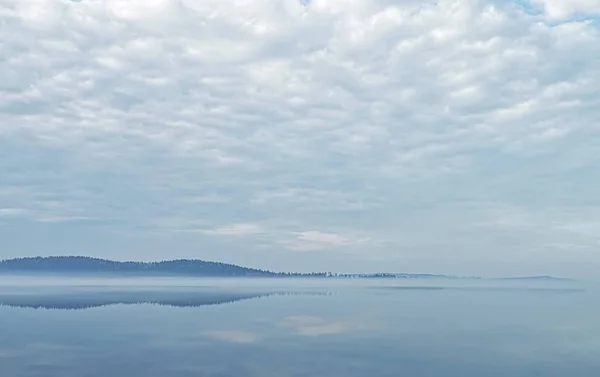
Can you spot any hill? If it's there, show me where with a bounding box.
[0,256,572,281]
[493,275,575,282]
[0,256,278,277]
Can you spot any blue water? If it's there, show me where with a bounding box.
[0,278,598,376]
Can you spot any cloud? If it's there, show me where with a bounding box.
[35,216,96,224]
[201,223,264,236]
[532,0,600,19]
[0,208,29,218]
[282,231,370,251]
[0,0,599,276]
[295,231,349,246]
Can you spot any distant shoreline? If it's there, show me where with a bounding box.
[0,256,574,282]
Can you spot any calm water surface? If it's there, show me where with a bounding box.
[0,278,598,377]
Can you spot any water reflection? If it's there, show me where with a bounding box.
[0,290,329,310]
[0,282,599,377]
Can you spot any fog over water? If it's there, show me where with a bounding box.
[0,274,591,289]
[1,277,598,376]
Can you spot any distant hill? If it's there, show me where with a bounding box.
[0,256,279,277]
[0,256,572,281]
[493,276,575,282]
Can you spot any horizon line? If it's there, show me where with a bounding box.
[0,255,575,281]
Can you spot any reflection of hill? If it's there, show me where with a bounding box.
[0,291,328,311]
[0,291,330,310]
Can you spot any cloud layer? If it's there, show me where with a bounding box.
[1,0,599,277]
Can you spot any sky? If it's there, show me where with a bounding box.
[1,0,599,278]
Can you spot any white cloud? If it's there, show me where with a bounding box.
[295,231,349,246]
[1,0,599,276]
[0,208,29,217]
[35,216,95,223]
[202,223,264,236]
[533,0,600,19]
[283,231,370,251]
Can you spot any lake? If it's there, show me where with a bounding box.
[0,277,598,376]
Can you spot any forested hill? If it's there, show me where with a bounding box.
[0,256,572,281]
[0,256,280,277]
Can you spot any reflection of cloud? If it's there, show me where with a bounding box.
[26,342,76,352]
[297,323,349,337]
[0,343,77,360]
[204,330,260,344]
[0,348,16,358]
[278,315,368,337]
